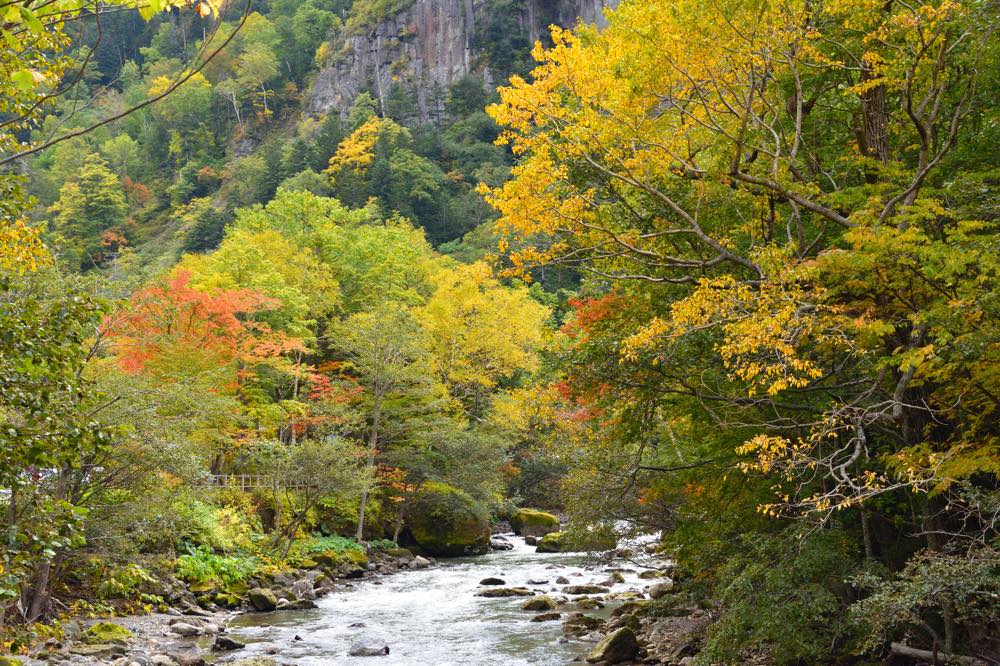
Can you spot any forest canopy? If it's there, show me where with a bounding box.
[1,0,999,663]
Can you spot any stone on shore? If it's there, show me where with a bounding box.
[248,587,278,611]
[648,580,675,598]
[585,627,640,664]
[81,622,133,645]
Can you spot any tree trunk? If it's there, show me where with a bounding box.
[355,401,381,541]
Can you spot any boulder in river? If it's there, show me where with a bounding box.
[490,538,514,551]
[348,638,390,656]
[562,613,604,636]
[535,532,566,553]
[564,584,611,595]
[479,577,506,586]
[407,482,490,557]
[524,536,538,546]
[475,587,534,597]
[530,612,562,622]
[585,627,640,664]
[638,569,667,579]
[520,595,558,611]
[509,508,560,537]
[213,635,246,651]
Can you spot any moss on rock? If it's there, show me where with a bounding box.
[510,508,560,537]
[81,622,133,645]
[407,482,490,557]
[535,531,567,552]
[0,657,24,666]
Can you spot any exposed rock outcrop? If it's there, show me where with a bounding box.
[308,0,619,121]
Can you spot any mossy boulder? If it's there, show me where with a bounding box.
[407,482,489,557]
[0,657,24,665]
[536,531,568,553]
[536,528,617,553]
[81,622,133,645]
[585,627,639,664]
[248,587,278,611]
[520,595,558,611]
[509,508,560,537]
[343,548,369,568]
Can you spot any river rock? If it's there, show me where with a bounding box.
[479,577,505,586]
[410,556,431,569]
[601,571,626,585]
[564,585,610,595]
[406,482,490,557]
[608,591,645,601]
[585,627,639,664]
[70,643,127,658]
[490,538,514,551]
[509,508,561,537]
[530,612,562,622]
[213,635,246,651]
[348,638,390,656]
[150,656,177,666]
[555,576,570,584]
[524,536,538,546]
[81,622,133,645]
[169,622,201,637]
[291,579,317,600]
[562,613,604,636]
[248,587,278,611]
[648,580,674,599]
[475,587,534,597]
[527,578,549,585]
[638,569,666,579]
[576,597,604,610]
[520,595,557,611]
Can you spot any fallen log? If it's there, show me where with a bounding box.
[890,641,990,666]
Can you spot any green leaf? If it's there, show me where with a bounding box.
[11,69,34,92]
[18,6,43,34]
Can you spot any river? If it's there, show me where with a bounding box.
[226,534,651,665]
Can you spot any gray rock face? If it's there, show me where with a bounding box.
[307,0,620,121]
[348,638,390,656]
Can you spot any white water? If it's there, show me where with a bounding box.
[226,534,655,665]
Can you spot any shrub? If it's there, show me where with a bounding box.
[174,546,259,586]
[697,530,861,665]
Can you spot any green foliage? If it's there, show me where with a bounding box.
[346,0,415,34]
[698,531,861,665]
[851,543,1000,653]
[174,546,259,586]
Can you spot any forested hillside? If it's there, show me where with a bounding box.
[2,0,999,665]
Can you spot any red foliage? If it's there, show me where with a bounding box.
[105,270,280,375]
[122,176,152,206]
[561,292,622,339]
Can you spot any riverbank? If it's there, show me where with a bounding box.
[11,546,435,666]
[9,534,704,666]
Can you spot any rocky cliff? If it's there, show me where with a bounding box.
[308,0,619,122]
